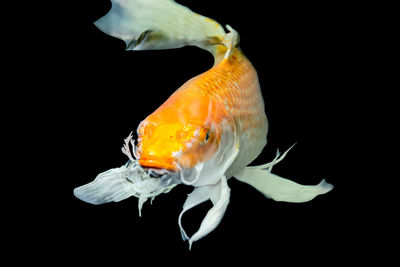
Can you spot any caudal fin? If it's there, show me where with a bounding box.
[95,0,226,51]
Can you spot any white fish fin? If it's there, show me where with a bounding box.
[247,143,297,171]
[73,166,135,205]
[234,168,333,203]
[178,186,210,241]
[222,25,240,59]
[95,0,226,52]
[188,176,230,250]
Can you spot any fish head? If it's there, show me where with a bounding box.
[120,116,223,215]
[135,93,238,186]
[137,121,220,172]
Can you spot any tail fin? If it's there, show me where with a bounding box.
[95,0,226,52]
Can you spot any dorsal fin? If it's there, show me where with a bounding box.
[222,25,240,59]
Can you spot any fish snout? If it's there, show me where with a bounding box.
[139,158,178,172]
[137,133,183,172]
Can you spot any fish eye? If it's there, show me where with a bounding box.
[204,129,211,142]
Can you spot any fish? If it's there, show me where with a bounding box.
[73,0,334,249]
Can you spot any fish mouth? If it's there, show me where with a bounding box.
[124,160,181,195]
[139,159,178,172]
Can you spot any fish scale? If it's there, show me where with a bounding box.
[185,47,268,176]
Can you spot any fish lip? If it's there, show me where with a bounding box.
[139,159,178,172]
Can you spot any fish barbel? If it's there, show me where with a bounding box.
[74,0,333,249]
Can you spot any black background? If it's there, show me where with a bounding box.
[31,0,363,264]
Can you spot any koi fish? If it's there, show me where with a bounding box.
[74,0,333,249]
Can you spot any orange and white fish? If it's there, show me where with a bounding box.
[74,0,333,249]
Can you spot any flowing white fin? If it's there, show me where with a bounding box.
[95,0,226,51]
[73,166,135,205]
[222,25,239,59]
[188,176,230,250]
[234,146,333,203]
[178,186,210,241]
[74,160,180,212]
[178,176,230,250]
[247,143,297,171]
[235,169,333,203]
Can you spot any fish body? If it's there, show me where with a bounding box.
[138,47,267,180]
[74,0,333,249]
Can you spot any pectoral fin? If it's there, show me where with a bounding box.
[73,166,135,205]
[234,167,333,203]
[188,176,230,249]
[178,186,210,241]
[178,176,230,249]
